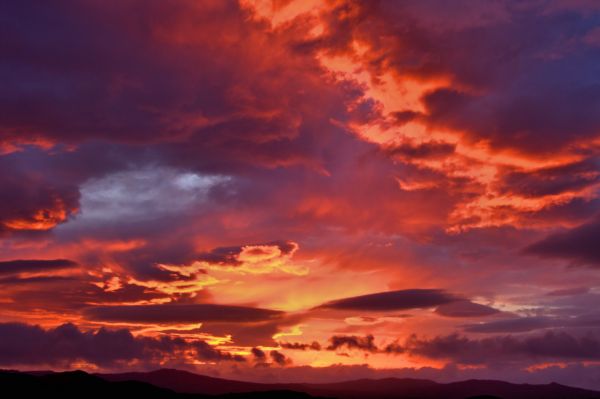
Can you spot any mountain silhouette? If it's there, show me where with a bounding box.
[0,370,324,399]
[3,368,600,399]
[100,368,600,399]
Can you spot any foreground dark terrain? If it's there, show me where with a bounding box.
[0,370,319,399]
[2,369,599,399]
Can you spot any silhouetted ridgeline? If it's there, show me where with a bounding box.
[99,368,600,399]
[0,370,323,399]
[1,369,600,399]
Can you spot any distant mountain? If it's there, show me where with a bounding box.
[4,369,599,399]
[100,368,269,395]
[99,368,600,399]
[0,370,324,399]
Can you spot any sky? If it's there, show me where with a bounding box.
[1,0,600,390]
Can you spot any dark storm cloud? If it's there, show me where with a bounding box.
[317,289,458,311]
[84,304,284,324]
[0,322,243,367]
[0,259,78,275]
[525,217,600,266]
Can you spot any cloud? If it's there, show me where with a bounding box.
[327,334,378,353]
[525,217,600,266]
[83,304,284,324]
[382,141,456,161]
[405,331,600,364]
[546,287,590,297]
[0,322,243,368]
[322,328,600,362]
[148,240,307,283]
[356,2,600,155]
[381,341,405,354]
[498,160,600,198]
[5,278,171,314]
[323,335,405,355]
[463,317,553,333]
[463,313,600,333]
[197,241,298,267]
[0,259,78,275]
[0,158,80,234]
[279,341,322,351]
[74,167,229,222]
[0,275,76,286]
[199,313,307,347]
[0,0,356,171]
[434,300,500,318]
[270,350,291,366]
[317,289,458,311]
[251,347,266,361]
[193,340,244,362]
[313,0,600,231]
[0,0,600,383]
[251,347,291,367]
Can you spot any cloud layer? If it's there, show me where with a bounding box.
[0,0,599,390]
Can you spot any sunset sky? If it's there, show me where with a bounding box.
[1,0,600,390]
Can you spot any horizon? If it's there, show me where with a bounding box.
[5,368,600,399]
[1,0,600,393]
[1,367,595,388]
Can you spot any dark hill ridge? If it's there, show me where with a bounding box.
[99,368,600,399]
[0,370,325,399]
[3,368,599,399]
[100,368,268,395]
